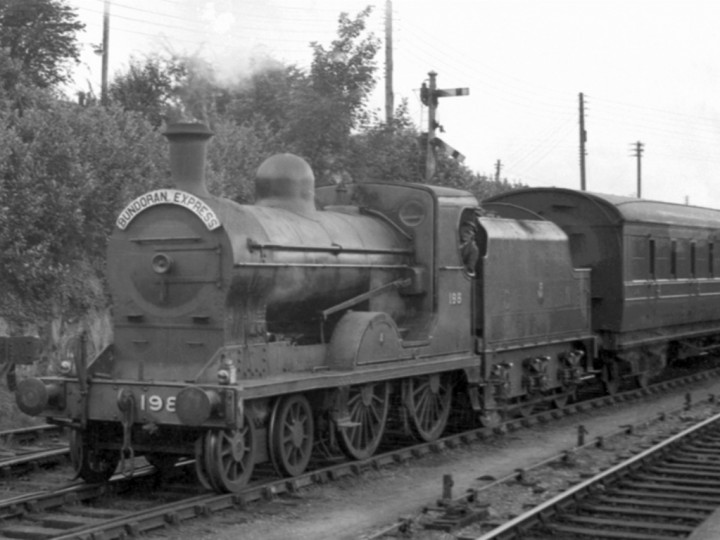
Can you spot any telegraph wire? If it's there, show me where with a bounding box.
[69,1,720,183]
[591,114,720,148]
[76,4,350,36]
[593,95,719,127]
[395,17,720,148]
[398,25,574,114]
[80,0,385,33]
[505,117,576,175]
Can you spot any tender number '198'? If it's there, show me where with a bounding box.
[140,394,176,413]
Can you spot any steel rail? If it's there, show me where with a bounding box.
[471,411,720,540]
[2,368,720,540]
[0,447,68,468]
[0,423,60,442]
[363,368,720,540]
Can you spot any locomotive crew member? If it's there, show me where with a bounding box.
[459,211,482,277]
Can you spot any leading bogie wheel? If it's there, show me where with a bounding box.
[194,437,214,491]
[269,394,314,477]
[69,429,120,483]
[406,373,453,442]
[204,414,257,493]
[337,382,390,460]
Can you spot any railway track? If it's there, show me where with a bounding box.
[472,410,720,540]
[1,368,719,540]
[0,424,68,476]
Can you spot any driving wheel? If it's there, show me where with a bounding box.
[405,373,453,442]
[337,382,390,460]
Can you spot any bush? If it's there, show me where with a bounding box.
[0,102,164,325]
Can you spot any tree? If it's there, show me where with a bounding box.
[308,7,379,125]
[219,58,302,132]
[0,102,165,323]
[345,101,425,183]
[286,7,380,178]
[0,0,84,89]
[109,55,186,127]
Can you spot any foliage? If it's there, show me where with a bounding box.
[343,101,524,199]
[344,100,424,184]
[102,7,383,199]
[108,55,187,127]
[0,46,56,113]
[205,115,284,204]
[218,58,302,133]
[287,7,380,176]
[0,102,164,323]
[0,0,84,89]
[432,152,524,202]
[0,2,524,331]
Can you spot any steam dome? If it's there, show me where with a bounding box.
[255,154,316,215]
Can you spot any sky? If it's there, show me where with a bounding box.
[66,0,720,207]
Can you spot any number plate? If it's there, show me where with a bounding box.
[139,393,176,413]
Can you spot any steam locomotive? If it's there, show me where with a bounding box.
[14,123,720,493]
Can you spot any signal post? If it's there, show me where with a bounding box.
[421,71,469,182]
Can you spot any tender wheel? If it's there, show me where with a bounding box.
[69,429,120,483]
[517,403,534,418]
[635,372,650,389]
[478,410,502,428]
[552,393,569,409]
[602,362,621,395]
[405,374,453,442]
[205,416,257,493]
[603,379,620,395]
[269,394,314,477]
[337,382,390,460]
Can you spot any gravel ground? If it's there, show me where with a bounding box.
[142,377,720,540]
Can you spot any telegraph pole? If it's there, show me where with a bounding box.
[101,0,110,106]
[631,141,644,198]
[579,92,587,190]
[420,71,468,182]
[384,0,394,125]
[495,160,502,182]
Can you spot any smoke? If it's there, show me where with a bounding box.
[190,0,316,87]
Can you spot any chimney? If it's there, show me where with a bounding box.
[163,122,214,197]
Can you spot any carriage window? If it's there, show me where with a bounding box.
[691,242,696,277]
[671,240,677,278]
[648,239,656,279]
[710,243,715,277]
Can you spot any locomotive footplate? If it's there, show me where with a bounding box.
[21,350,481,429]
